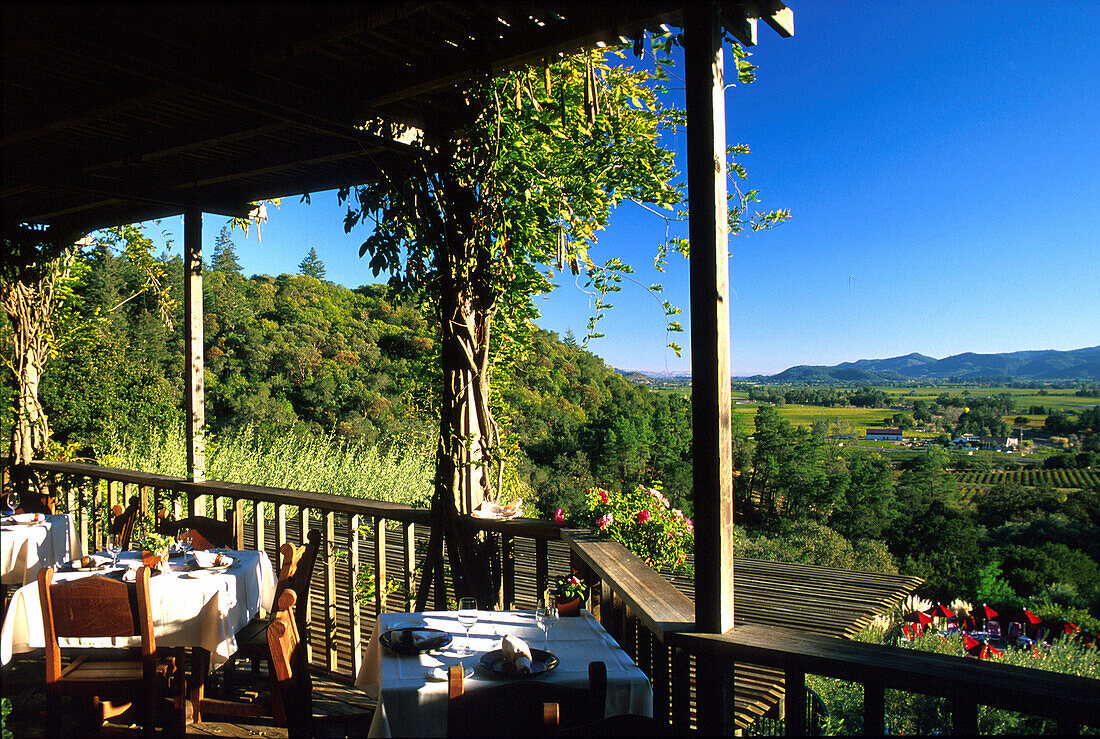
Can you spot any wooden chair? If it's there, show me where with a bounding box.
[446,660,607,737]
[155,511,235,550]
[267,590,374,738]
[108,495,141,550]
[38,566,184,737]
[212,529,321,724]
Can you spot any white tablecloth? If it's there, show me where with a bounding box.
[1,549,276,668]
[1,514,81,586]
[356,610,653,737]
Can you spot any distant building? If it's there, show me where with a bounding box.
[979,436,1020,451]
[866,428,903,441]
[949,434,982,449]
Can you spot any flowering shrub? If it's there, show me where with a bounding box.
[553,571,589,602]
[571,485,694,571]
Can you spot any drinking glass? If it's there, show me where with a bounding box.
[106,533,122,568]
[457,597,479,656]
[177,530,194,566]
[535,600,558,648]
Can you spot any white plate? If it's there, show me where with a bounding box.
[181,569,216,578]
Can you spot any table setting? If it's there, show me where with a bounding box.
[357,603,653,737]
[1,512,81,586]
[1,544,276,667]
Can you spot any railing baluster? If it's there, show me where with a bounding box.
[784,667,806,736]
[275,502,286,556]
[215,494,225,522]
[864,679,885,736]
[403,522,415,612]
[139,484,148,519]
[299,506,312,664]
[501,534,515,609]
[952,696,978,735]
[323,510,337,672]
[652,635,671,727]
[78,477,89,553]
[233,498,245,550]
[92,478,102,551]
[374,516,387,620]
[535,537,548,602]
[350,513,362,677]
[671,646,691,734]
[254,500,266,555]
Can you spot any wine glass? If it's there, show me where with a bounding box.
[456,597,479,656]
[177,530,194,567]
[535,600,558,648]
[106,532,122,569]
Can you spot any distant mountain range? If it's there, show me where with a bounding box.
[754,346,1100,383]
[620,346,1100,384]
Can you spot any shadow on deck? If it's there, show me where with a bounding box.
[2,652,375,737]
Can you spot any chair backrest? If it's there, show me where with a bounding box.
[38,566,156,683]
[155,512,235,550]
[988,620,1002,637]
[267,590,312,738]
[286,529,321,640]
[1008,622,1022,638]
[109,495,141,549]
[447,660,607,737]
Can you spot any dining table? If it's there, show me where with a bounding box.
[356,609,653,738]
[1,513,82,587]
[1,547,276,722]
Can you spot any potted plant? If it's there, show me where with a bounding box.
[552,571,589,617]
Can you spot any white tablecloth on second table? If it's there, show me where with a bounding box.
[1,548,275,667]
[356,610,653,738]
[1,514,81,586]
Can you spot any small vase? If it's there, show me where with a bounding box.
[556,596,582,617]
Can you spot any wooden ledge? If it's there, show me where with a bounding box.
[562,528,695,641]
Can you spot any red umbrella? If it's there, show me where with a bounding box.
[905,610,933,626]
[929,603,955,619]
[965,635,1003,660]
[978,604,998,620]
[1020,608,1041,626]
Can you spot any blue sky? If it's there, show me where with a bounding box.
[151,1,1099,376]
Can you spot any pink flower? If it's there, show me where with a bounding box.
[598,489,609,505]
[597,513,614,530]
[649,489,670,508]
[567,575,582,587]
[636,509,651,524]
[554,508,565,525]
[672,508,684,519]
[685,518,693,534]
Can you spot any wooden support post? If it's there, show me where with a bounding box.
[183,207,206,501]
[350,514,362,676]
[784,667,806,736]
[864,680,885,736]
[685,0,735,637]
[951,696,978,735]
[652,637,671,726]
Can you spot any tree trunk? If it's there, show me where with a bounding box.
[1,238,75,513]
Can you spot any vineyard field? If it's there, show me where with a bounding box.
[954,468,1099,490]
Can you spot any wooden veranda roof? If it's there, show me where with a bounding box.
[1,2,789,238]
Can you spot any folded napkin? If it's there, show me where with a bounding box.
[67,554,111,570]
[122,564,141,582]
[501,634,532,674]
[5,513,46,525]
[191,550,233,568]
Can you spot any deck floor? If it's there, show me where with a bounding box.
[1,652,375,737]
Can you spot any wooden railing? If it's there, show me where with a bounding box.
[564,527,1100,735]
[6,458,1099,735]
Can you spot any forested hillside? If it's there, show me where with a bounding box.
[2,230,1097,624]
[0,229,694,517]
